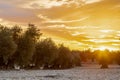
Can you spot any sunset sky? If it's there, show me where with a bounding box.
[0,0,120,50]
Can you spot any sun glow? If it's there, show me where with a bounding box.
[98,46,108,51]
[96,46,118,51]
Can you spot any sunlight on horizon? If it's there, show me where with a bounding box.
[95,46,118,51]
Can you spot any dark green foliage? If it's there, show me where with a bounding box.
[14,25,42,67]
[54,44,73,69]
[26,24,42,42]
[11,25,22,44]
[0,25,17,65]
[14,35,35,66]
[34,38,58,69]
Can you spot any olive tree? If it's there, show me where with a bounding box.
[0,26,17,66]
[34,38,58,69]
[55,44,72,69]
[14,24,42,68]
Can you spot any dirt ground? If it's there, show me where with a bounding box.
[0,64,120,80]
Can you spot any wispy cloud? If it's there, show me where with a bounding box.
[100,29,114,33]
[84,0,101,4]
[71,32,85,36]
[13,0,102,9]
[17,0,84,9]
[43,17,89,24]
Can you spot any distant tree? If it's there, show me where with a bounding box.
[95,50,111,69]
[79,50,91,62]
[0,26,17,66]
[115,51,120,65]
[34,38,58,69]
[71,50,81,67]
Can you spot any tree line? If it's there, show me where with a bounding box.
[0,24,81,69]
[0,24,120,69]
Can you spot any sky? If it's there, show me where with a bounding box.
[0,0,120,50]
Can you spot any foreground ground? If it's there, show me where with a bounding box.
[0,64,120,80]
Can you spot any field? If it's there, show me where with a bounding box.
[0,64,120,80]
